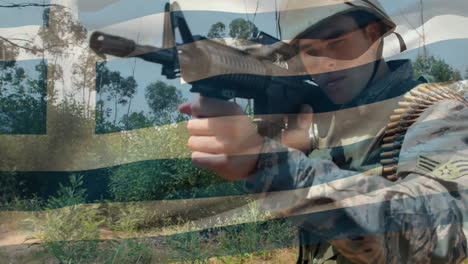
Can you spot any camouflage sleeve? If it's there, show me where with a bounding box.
[245,99,468,263]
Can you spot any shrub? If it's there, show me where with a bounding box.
[108,159,228,202]
[46,174,87,209]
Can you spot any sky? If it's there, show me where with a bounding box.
[0,0,49,28]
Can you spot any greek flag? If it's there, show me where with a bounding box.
[0,0,467,263]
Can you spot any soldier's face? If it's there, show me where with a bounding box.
[297,15,382,105]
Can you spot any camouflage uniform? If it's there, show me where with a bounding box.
[246,59,468,263]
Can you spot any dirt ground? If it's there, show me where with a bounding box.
[1,212,466,264]
[206,248,299,264]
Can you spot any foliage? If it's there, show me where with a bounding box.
[208,22,227,44]
[37,6,87,55]
[0,171,44,211]
[95,63,187,133]
[208,22,227,39]
[95,101,121,133]
[0,172,23,207]
[165,202,298,263]
[24,175,102,263]
[228,18,258,41]
[72,52,101,117]
[0,38,19,67]
[214,202,297,262]
[165,221,212,264]
[0,60,47,134]
[103,239,152,264]
[207,19,259,46]
[99,69,137,124]
[119,111,151,129]
[35,206,103,263]
[95,62,139,131]
[26,206,153,263]
[46,174,87,209]
[25,177,152,263]
[108,161,168,202]
[0,195,44,211]
[413,55,462,83]
[105,203,148,235]
[108,158,226,202]
[105,73,137,106]
[145,80,183,115]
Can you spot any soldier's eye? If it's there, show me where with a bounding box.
[329,39,345,48]
[305,49,317,56]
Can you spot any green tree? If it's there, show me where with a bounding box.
[208,22,226,38]
[45,174,87,209]
[95,61,157,132]
[207,22,227,44]
[37,6,87,56]
[228,18,258,45]
[0,60,47,134]
[95,64,137,125]
[0,37,20,95]
[145,80,183,121]
[95,62,113,132]
[0,37,19,69]
[413,55,462,83]
[120,111,154,130]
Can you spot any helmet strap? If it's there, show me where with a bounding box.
[393,32,407,52]
[364,39,384,90]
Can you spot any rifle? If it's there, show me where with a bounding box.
[90,1,319,138]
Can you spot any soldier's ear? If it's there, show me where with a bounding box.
[364,21,382,43]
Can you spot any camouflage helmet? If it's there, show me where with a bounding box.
[279,0,396,42]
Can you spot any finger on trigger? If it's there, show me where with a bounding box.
[192,96,241,117]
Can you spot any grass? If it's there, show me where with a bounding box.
[2,176,465,263]
[171,247,299,264]
[6,195,297,263]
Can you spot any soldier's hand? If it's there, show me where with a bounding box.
[179,96,264,181]
[281,105,313,153]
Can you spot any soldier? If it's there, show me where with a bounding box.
[179,0,468,263]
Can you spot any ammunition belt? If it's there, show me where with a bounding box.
[380,83,468,181]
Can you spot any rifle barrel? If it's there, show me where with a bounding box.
[90,31,175,65]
